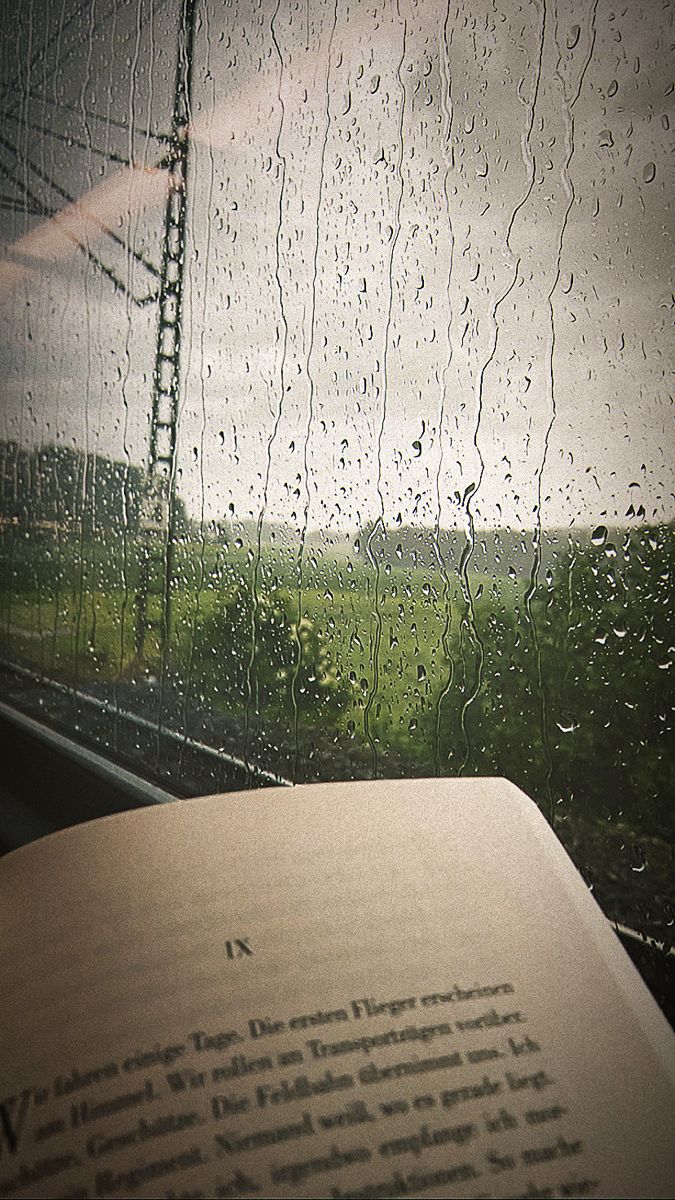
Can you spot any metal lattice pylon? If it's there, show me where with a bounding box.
[135,0,198,664]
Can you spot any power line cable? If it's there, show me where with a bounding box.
[0,152,157,306]
[1,0,175,140]
[1,0,178,304]
[2,0,119,118]
[0,193,43,216]
[0,129,162,280]
[2,89,170,144]
[3,110,136,167]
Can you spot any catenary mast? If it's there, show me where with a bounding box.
[135,0,198,664]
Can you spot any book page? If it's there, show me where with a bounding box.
[0,777,673,1199]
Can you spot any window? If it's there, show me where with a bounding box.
[0,1,672,949]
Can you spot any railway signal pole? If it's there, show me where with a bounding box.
[135,0,198,665]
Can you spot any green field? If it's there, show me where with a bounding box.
[1,519,672,847]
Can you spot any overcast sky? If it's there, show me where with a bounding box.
[0,0,672,531]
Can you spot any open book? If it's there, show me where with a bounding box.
[1,778,673,1199]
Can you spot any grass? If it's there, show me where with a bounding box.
[0,525,672,842]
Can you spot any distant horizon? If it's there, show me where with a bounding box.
[1,435,671,536]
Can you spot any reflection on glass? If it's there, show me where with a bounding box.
[0,1,672,936]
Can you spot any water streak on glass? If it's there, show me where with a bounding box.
[431,0,456,777]
[363,3,407,779]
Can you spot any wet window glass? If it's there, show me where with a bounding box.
[0,1,672,940]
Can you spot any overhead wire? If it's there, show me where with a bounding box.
[3,110,138,168]
[2,0,119,119]
[0,0,176,300]
[0,129,162,280]
[0,148,158,306]
[0,192,43,216]
[2,89,170,145]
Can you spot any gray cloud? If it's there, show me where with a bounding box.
[1,0,672,530]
